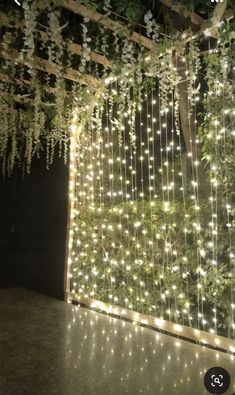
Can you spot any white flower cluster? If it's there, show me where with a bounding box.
[144,10,159,42]
[79,17,92,74]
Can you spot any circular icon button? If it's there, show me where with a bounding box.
[204,367,230,394]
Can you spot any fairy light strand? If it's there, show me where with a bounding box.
[68,38,234,340]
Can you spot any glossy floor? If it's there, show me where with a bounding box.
[0,288,234,395]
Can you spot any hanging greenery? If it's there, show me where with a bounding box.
[0,0,201,175]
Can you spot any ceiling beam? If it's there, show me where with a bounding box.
[0,12,112,69]
[61,0,154,50]
[0,0,233,90]
[69,41,112,68]
[202,0,228,37]
[0,47,100,87]
[0,71,66,95]
[0,89,56,107]
[159,0,205,26]
[37,29,112,68]
[61,0,233,49]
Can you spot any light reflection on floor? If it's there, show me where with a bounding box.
[0,288,234,395]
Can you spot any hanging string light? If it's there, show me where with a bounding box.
[68,28,235,341]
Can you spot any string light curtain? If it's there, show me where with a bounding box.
[68,35,235,340]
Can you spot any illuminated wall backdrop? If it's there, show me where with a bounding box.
[68,40,235,340]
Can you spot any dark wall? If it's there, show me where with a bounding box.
[0,155,69,300]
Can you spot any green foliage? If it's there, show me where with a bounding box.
[112,0,143,24]
[199,38,235,200]
[72,198,235,335]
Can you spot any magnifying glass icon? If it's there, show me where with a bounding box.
[204,367,230,394]
[214,377,221,385]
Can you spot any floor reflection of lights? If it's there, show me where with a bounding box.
[1,288,234,395]
[65,305,235,394]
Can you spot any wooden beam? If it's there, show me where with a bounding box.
[69,41,112,68]
[1,2,234,73]
[0,89,56,107]
[60,0,234,63]
[1,4,233,76]
[37,29,112,68]
[202,0,228,38]
[0,47,100,87]
[0,71,59,94]
[0,12,112,69]
[64,88,102,299]
[62,0,233,50]
[177,65,210,197]
[61,0,154,50]
[159,0,206,26]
